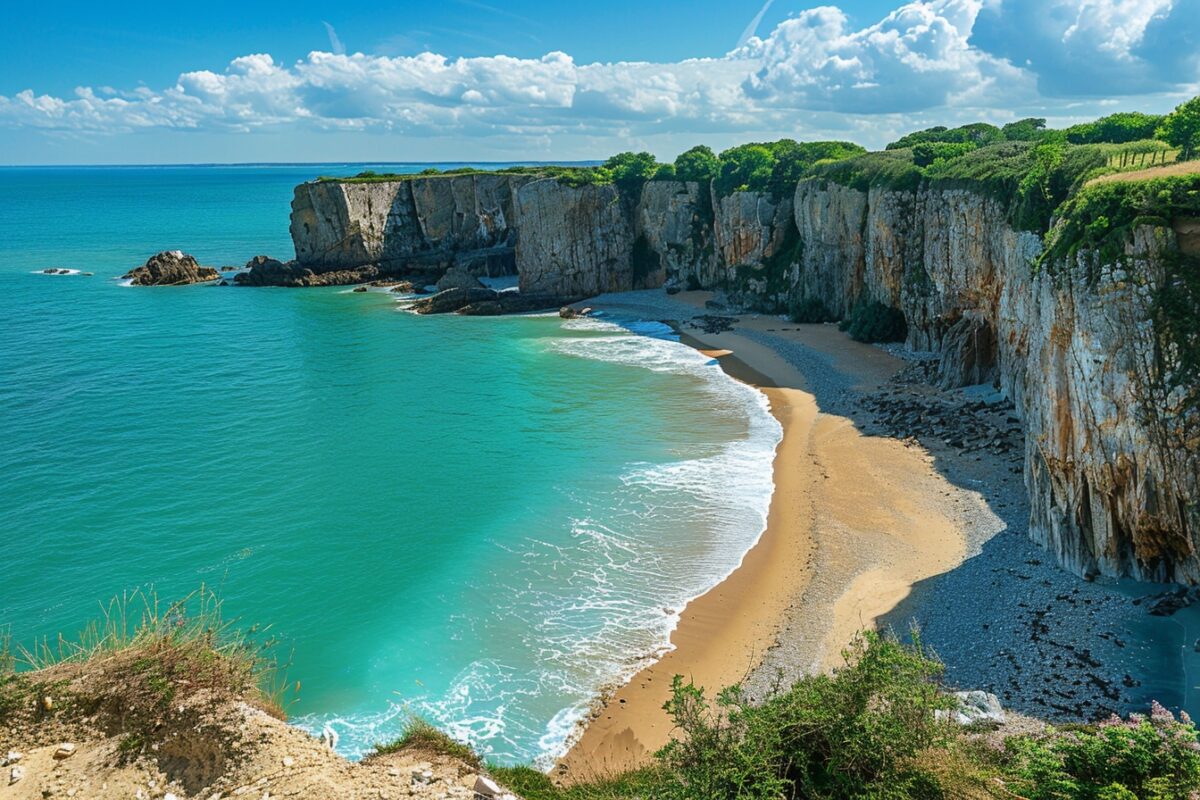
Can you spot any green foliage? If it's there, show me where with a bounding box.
[1002,118,1050,142]
[809,149,924,193]
[715,143,777,196]
[489,765,670,800]
[1066,111,1167,145]
[1040,174,1200,266]
[673,145,721,183]
[790,296,836,324]
[371,717,482,768]
[887,122,1005,150]
[839,300,909,343]
[1002,705,1200,800]
[1157,96,1200,161]
[603,152,661,193]
[766,140,867,197]
[652,163,676,181]
[655,631,950,799]
[912,141,977,168]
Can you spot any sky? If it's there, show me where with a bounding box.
[1,0,1197,164]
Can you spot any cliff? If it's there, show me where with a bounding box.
[290,174,535,275]
[286,170,1198,584]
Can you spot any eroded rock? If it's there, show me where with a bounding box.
[122,251,220,286]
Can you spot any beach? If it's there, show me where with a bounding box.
[557,289,1199,781]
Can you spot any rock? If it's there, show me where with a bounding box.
[459,293,571,316]
[122,251,220,286]
[436,268,484,291]
[937,691,1006,726]
[559,306,581,319]
[319,726,339,750]
[42,696,53,711]
[2,752,20,766]
[9,766,23,785]
[53,743,76,759]
[473,775,501,798]
[281,756,294,768]
[937,312,998,390]
[410,288,498,315]
[352,286,368,293]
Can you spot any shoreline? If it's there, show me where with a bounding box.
[556,291,973,781]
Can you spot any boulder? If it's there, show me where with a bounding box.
[410,287,498,315]
[435,268,484,291]
[459,293,573,316]
[937,691,1005,726]
[122,251,220,286]
[235,255,383,287]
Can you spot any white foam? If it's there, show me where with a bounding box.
[295,313,782,769]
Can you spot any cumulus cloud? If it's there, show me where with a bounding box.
[970,0,1199,96]
[0,0,1195,150]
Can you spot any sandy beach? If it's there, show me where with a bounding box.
[556,291,977,781]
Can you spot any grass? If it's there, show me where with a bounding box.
[370,716,483,768]
[0,587,293,733]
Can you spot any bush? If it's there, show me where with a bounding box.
[674,145,721,183]
[839,300,908,343]
[603,152,660,194]
[912,141,977,168]
[1066,111,1167,145]
[1002,703,1200,799]
[790,296,836,323]
[656,631,951,799]
[887,122,1005,150]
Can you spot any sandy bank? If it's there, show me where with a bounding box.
[557,292,973,781]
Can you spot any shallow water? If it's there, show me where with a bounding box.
[0,165,780,763]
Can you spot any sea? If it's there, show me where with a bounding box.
[0,164,782,764]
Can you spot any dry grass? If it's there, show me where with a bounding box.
[0,587,294,734]
[1088,158,1200,186]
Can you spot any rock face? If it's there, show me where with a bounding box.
[514,181,635,297]
[122,251,220,286]
[291,173,1199,583]
[290,174,533,275]
[785,180,1200,584]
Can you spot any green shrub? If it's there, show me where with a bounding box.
[912,141,977,168]
[1002,704,1200,800]
[1066,111,1166,145]
[808,149,923,193]
[790,296,835,323]
[371,717,481,768]
[1158,95,1200,161]
[674,145,721,183]
[839,300,908,343]
[887,122,1005,150]
[654,631,951,800]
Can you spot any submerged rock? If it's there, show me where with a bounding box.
[122,251,219,286]
[410,287,498,314]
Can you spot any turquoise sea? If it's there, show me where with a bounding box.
[0,165,780,764]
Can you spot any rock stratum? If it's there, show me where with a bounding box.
[282,172,1198,585]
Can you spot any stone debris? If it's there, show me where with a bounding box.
[938,691,1006,726]
[472,775,501,798]
[2,751,21,766]
[54,743,77,759]
[281,756,294,768]
[686,314,738,334]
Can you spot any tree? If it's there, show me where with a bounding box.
[887,122,1003,150]
[1001,118,1047,141]
[673,145,721,183]
[1066,111,1165,145]
[1157,96,1200,161]
[715,144,776,195]
[601,151,660,192]
[767,140,865,196]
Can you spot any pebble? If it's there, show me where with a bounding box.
[2,752,21,766]
[9,766,24,785]
[53,743,76,759]
[281,756,294,768]
[473,775,501,798]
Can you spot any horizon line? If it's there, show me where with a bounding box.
[0,160,605,169]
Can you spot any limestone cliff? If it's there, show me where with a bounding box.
[288,171,1198,584]
[290,174,534,275]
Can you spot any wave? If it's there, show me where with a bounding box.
[295,311,782,768]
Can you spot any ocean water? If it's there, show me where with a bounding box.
[0,165,781,764]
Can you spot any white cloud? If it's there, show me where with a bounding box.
[322,22,346,57]
[0,0,1195,157]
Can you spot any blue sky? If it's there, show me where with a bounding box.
[1,0,1197,164]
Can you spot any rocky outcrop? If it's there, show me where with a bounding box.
[122,251,219,286]
[514,181,636,296]
[233,255,386,287]
[786,180,1199,584]
[290,175,533,276]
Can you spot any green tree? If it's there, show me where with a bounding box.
[888,122,1004,150]
[766,139,865,196]
[673,145,721,183]
[912,141,976,167]
[715,144,776,195]
[1158,96,1200,160]
[601,151,660,192]
[1002,117,1048,141]
[1067,111,1165,145]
